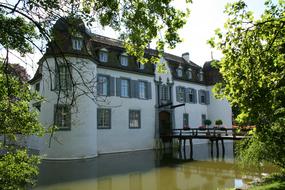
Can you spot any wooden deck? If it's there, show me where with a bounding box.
[161,128,250,159]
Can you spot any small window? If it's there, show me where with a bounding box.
[97,108,111,129]
[97,75,109,96]
[72,38,83,50]
[33,102,41,111]
[129,110,141,128]
[138,62,144,70]
[200,90,206,104]
[177,87,185,102]
[121,79,130,97]
[54,104,71,130]
[183,113,189,127]
[187,69,192,79]
[199,70,204,81]
[177,68,183,77]
[138,81,146,99]
[99,51,108,62]
[35,83,40,92]
[120,55,128,66]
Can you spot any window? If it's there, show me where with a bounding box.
[160,85,170,101]
[188,89,194,103]
[120,55,128,66]
[54,104,71,130]
[177,86,185,102]
[97,75,108,96]
[177,68,183,77]
[33,102,41,111]
[138,62,144,70]
[97,108,111,129]
[199,70,204,81]
[201,91,206,104]
[138,81,146,99]
[72,38,83,50]
[201,114,206,126]
[35,83,40,92]
[129,110,141,128]
[55,65,72,91]
[187,69,192,79]
[121,79,130,97]
[99,50,108,62]
[183,113,189,127]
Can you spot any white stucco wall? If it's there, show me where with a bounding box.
[96,68,156,153]
[206,86,232,128]
[38,57,99,159]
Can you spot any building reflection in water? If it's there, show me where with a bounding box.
[36,143,274,190]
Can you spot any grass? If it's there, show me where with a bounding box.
[249,172,285,190]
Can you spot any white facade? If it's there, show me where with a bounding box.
[30,53,232,160]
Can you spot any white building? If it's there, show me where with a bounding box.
[29,17,232,160]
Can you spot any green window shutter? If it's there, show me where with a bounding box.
[66,105,71,129]
[97,75,102,95]
[176,86,180,102]
[147,82,152,99]
[198,90,202,104]
[130,80,136,98]
[206,91,210,105]
[54,65,59,90]
[116,78,121,96]
[67,66,72,90]
[134,81,139,98]
[185,88,190,103]
[109,76,115,96]
[193,89,197,103]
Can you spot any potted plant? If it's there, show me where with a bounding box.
[215,119,223,128]
[204,119,212,128]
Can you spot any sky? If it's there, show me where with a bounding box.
[2,0,274,76]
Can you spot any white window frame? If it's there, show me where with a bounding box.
[54,104,71,130]
[120,55,128,66]
[97,108,111,129]
[99,50,108,62]
[72,38,83,50]
[121,79,129,97]
[178,87,185,102]
[129,110,141,128]
[177,68,183,77]
[98,75,108,96]
[161,85,170,101]
[138,81,146,99]
[187,69,192,79]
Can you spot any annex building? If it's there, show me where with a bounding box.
[29,18,232,159]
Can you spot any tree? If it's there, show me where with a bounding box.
[209,0,285,168]
[0,0,192,189]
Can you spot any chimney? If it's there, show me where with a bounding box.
[182,52,190,63]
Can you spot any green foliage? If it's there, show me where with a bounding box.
[215,119,223,126]
[204,119,212,126]
[210,0,285,168]
[0,149,41,190]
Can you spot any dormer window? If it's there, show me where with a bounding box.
[120,53,128,66]
[99,49,108,63]
[187,68,192,79]
[177,65,183,77]
[72,38,83,50]
[199,70,204,81]
[138,62,144,70]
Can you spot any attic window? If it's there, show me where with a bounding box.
[120,54,128,66]
[99,48,108,62]
[177,66,183,77]
[138,62,144,70]
[187,68,192,79]
[72,38,83,50]
[199,70,204,81]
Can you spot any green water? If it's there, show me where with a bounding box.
[35,143,276,190]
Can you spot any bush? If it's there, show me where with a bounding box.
[215,119,223,126]
[204,119,212,126]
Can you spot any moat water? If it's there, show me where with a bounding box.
[35,143,276,190]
